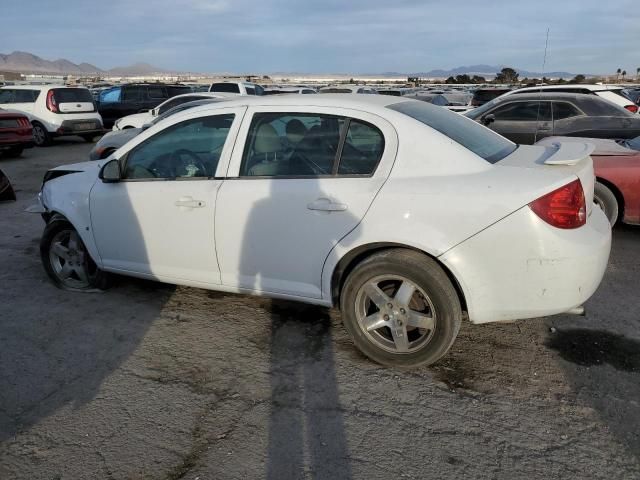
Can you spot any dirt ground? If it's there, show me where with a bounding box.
[1,139,639,480]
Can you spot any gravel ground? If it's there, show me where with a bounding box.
[1,139,639,479]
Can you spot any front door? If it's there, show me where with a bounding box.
[488,100,552,144]
[215,108,397,299]
[90,108,245,285]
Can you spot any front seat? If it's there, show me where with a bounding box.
[247,123,283,176]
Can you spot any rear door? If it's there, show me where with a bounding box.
[53,88,95,113]
[488,101,552,144]
[215,106,398,299]
[143,85,167,111]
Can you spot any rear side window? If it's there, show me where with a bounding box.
[338,120,384,175]
[99,87,121,104]
[210,83,240,94]
[492,101,552,121]
[146,86,165,99]
[577,97,632,116]
[389,101,517,164]
[0,89,40,103]
[53,88,93,103]
[553,102,582,120]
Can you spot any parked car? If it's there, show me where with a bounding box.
[537,135,640,226]
[319,85,378,94]
[97,83,192,129]
[0,109,33,157]
[406,92,473,113]
[208,81,264,96]
[470,88,512,106]
[33,95,610,368]
[263,87,317,95]
[0,167,16,201]
[503,84,638,113]
[622,88,640,106]
[90,98,228,160]
[112,92,224,130]
[465,93,640,144]
[0,85,103,146]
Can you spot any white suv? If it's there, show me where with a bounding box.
[0,85,104,146]
[502,84,639,113]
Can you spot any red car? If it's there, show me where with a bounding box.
[0,110,34,158]
[538,136,640,226]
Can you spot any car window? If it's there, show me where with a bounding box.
[491,101,552,121]
[157,95,203,115]
[553,102,582,120]
[147,86,165,99]
[245,86,256,95]
[338,120,384,175]
[0,89,40,103]
[240,113,346,177]
[53,88,93,103]
[122,86,143,102]
[254,85,265,96]
[124,114,235,180]
[210,83,240,94]
[166,86,192,97]
[389,101,517,164]
[99,87,121,104]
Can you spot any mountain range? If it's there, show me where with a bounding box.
[0,51,174,76]
[383,64,582,79]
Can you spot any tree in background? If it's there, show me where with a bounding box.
[455,74,471,84]
[637,67,640,80]
[572,74,586,84]
[622,70,627,81]
[616,68,622,81]
[471,75,486,83]
[445,76,456,84]
[494,67,519,83]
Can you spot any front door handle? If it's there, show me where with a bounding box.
[175,196,206,208]
[307,198,348,212]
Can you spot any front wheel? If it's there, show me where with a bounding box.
[340,249,462,368]
[40,219,110,290]
[594,182,619,226]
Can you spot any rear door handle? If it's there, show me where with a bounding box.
[307,198,348,212]
[175,196,206,208]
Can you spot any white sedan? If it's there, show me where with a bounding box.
[34,95,611,367]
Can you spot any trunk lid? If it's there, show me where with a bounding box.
[495,142,596,216]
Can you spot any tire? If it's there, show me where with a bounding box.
[32,122,51,147]
[4,146,24,158]
[594,182,619,226]
[340,249,462,368]
[81,134,96,143]
[40,219,111,291]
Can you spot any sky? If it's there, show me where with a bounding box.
[1,0,639,74]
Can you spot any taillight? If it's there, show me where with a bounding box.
[46,90,58,113]
[625,104,639,113]
[529,179,586,229]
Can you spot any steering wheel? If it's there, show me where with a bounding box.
[171,149,209,177]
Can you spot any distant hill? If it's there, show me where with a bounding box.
[403,64,581,79]
[0,51,173,76]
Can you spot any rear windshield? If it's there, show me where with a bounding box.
[53,88,93,103]
[388,101,517,163]
[319,88,353,94]
[210,83,240,94]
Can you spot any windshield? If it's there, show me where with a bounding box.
[388,101,517,163]
[465,98,500,120]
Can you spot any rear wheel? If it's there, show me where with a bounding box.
[40,219,110,290]
[594,182,619,226]
[340,249,462,368]
[32,122,50,147]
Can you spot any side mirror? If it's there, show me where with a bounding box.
[99,159,122,183]
[482,114,496,126]
[151,107,159,116]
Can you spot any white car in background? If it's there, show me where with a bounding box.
[0,85,103,145]
[319,85,378,94]
[34,95,610,367]
[208,81,264,96]
[502,84,639,113]
[112,92,224,130]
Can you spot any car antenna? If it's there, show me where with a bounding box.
[534,27,550,144]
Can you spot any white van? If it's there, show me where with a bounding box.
[0,85,104,146]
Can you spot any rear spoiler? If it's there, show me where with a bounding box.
[543,141,595,166]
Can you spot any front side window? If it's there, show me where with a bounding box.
[240,113,345,177]
[553,102,582,120]
[122,86,143,102]
[492,101,552,121]
[389,100,516,164]
[245,86,256,95]
[124,114,235,180]
[147,86,165,99]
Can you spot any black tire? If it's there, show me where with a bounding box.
[594,182,619,226]
[32,122,51,146]
[340,249,462,368]
[40,218,111,291]
[4,146,24,158]
[81,134,96,143]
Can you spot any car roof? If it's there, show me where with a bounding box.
[492,92,601,102]
[1,84,87,90]
[512,84,623,92]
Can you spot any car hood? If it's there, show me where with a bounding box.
[50,160,104,173]
[536,136,637,156]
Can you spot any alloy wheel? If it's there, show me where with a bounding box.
[48,229,95,289]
